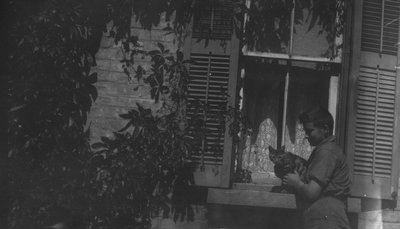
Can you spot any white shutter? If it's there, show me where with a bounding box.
[187,53,230,165]
[184,1,239,187]
[354,65,396,178]
[347,0,400,199]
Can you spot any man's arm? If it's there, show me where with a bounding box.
[283,172,322,202]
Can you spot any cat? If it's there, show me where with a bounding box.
[268,145,307,193]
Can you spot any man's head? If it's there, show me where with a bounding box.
[299,106,334,146]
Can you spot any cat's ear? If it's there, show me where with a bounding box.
[268,146,275,152]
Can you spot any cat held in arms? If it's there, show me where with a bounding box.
[268,145,308,193]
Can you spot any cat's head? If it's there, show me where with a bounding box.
[268,145,286,164]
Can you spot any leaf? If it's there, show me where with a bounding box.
[123,67,130,77]
[92,142,107,149]
[176,50,183,62]
[82,111,88,125]
[148,50,161,56]
[128,35,139,45]
[154,90,160,103]
[87,84,98,102]
[119,113,132,119]
[118,121,133,132]
[113,132,125,139]
[160,86,170,94]
[87,72,98,84]
[17,38,25,47]
[137,103,145,114]
[100,136,112,145]
[82,93,92,111]
[84,61,91,75]
[85,122,91,138]
[8,104,26,113]
[133,126,143,138]
[97,150,108,159]
[157,43,165,53]
[130,53,136,64]
[156,70,164,84]
[135,65,144,81]
[150,87,157,100]
[122,41,129,51]
[163,26,172,31]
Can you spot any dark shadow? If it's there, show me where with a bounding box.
[243,60,286,144]
[286,66,330,144]
[208,204,302,229]
[243,59,332,147]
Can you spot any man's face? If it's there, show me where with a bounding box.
[303,122,327,146]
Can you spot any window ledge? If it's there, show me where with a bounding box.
[207,183,361,212]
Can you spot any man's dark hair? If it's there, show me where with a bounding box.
[299,106,334,134]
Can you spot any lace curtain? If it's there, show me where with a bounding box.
[241,65,330,174]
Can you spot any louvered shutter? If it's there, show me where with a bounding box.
[184,1,239,188]
[346,0,400,199]
[192,1,233,41]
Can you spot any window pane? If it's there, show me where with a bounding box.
[245,0,291,54]
[283,66,333,160]
[244,0,343,61]
[292,4,341,59]
[240,60,338,181]
[241,61,286,174]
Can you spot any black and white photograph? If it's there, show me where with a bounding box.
[6,0,400,228]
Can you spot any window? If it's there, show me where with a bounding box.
[243,0,343,62]
[239,59,341,182]
[239,0,343,182]
[186,0,400,198]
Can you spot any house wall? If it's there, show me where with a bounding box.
[87,11,400,229]
[358,210,400,229]
[88,13,179,142]
[356,185,400,229]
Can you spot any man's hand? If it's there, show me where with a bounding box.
[283,170,301,188]
[283,171,322,201]
[296,162,307,179]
